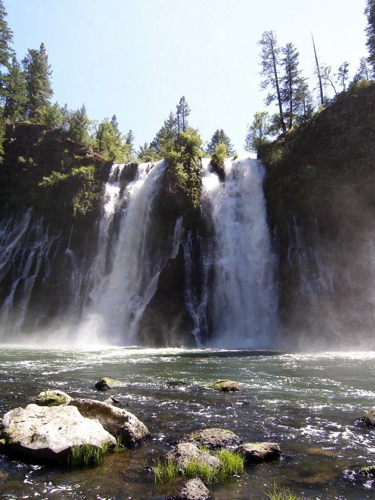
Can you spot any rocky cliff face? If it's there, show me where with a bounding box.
[262,83,375,348]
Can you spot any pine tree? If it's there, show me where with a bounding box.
[150,111,177,155]
[280,42,306,130]
[3,56,27,121]
[365,0,375,74]
[137,142,159,162]
[96,118,130,162]
[68,104,91,145]
[176,96,190,135]
[23,43,53,121]
[245,112,271,153]
[354,57,371,82]
[337,62,350,92]
[206,129,235,156]
[0,0,14,109]
[125,129,135,153]
[259,31,286,133]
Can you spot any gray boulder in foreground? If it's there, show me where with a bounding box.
[174,478,211,500]
[69,398,150,447]
[238,442,281,463]
[166,442,222,470]
[183,428,242,450]
[1,404,116,462]
[362,407,375,426]
[36,390,72,406]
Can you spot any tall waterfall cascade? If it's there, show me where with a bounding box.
[0,157,280,347]
[201,158,278,348]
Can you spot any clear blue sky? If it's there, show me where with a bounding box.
[4,0,368,154]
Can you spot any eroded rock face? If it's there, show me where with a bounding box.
[239,442,281,463]
[69,398,149,447]
[1,404,116,462]
[174,478,211,500]
[183,428,242,450]
[36,390,72,406]
[166,442,222,470]
[362,407,375,426]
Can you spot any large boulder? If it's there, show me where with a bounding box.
[173,478,211,500]
[166,443,222,470]
[36,390,72,406]
[69,398,149,447]
[1,404,116,462]
[95,377,126,391]
[183,428,242,450]
[209,379,241,392]
[238,442,281,463]
[362,407,375,426]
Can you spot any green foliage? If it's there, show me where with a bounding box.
[150,111,177,157]
[3,56,27,122]
[95,117,130,162]
[68,104,92,146]
[22,43,53,121]
[153,449,244,484]
[69,443,110,467]
[137,142,160,162]
[245,111,271,154]
[265,485,303,500]
[0,0,14,107]
[211,142,228,169]
[176,95,190,134]
[206,129,235,156]
[0,120,4,162]
[366,0,375,74]
[38,102,68,129]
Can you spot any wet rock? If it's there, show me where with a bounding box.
[35,390,72,406]
[183,428,242,450]
[239,442,281,463]
[69,398,149,447]
[166,443,222,470]
[362,407,375,426]
[0,471,8,482]
[95,377,126,391]
[1,404,116,462]
[174,478,211,500]
[358,465,375,476]
[209,379,241,392]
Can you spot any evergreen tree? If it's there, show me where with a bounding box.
[150,111,177,156]
[245,111,271,153]
[0,0,14,109]
[68,104,91,145]
[137,142,159,162]
[280,42,306,130]
[38,102,66,129]
[259,31,286,133]
[337,62,350,92]
[365,0,375,74]
[354,57,371,82]
[110,114,120,135]
[176,96,190,135]
[3,56,27,121]
[95,118,130,162]
[125,129,135,153]
[22,43,53,121]
[206,129,235,156]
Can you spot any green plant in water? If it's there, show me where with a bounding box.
[265,485,303,500]
[68,443,110,467]
[215,449,244,481]
[153,459,180,483]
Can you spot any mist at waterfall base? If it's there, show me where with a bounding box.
[0,156,375,349]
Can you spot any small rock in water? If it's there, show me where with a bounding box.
[362,407,375,426]
[174,478,211,500]
[239,442,281,463]
[166,442,222,470]
[95,377,126,391]
[210,379,241,392]
[35,390,72,406]
[183,428,242,450]
[358,465,375,476]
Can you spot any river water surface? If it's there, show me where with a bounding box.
[0,347,374,499]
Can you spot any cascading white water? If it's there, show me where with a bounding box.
[201,157,278,348]
[77,160,170,345]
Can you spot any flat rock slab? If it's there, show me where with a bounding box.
[183,428,242,450]
[166,442,222,470]
[36,390,72,406]
[1,404,116,462]
[362,407,375,426]
[239,442,281,463]
[174,478,211,500]
[69,398,149,447]
[95,377,126,390]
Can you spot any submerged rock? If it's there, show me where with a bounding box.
[174,478,211,500]
[36,390,72,406]
[1,404,116,462]
[362,407,375,426]
[95,377,126,391]
[209,379,241,392]
[69,398,149,447]
[166,442,222,470]
[239,442,281,463]
[358,465,375,476]
[183,428,242,450]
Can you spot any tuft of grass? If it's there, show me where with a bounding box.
[266,485,303,500]
[153,449,245,484]
[68,443,111,467]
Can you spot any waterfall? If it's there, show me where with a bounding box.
[77,160,170,345]
[201,157,278,348]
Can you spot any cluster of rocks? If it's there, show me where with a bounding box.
[0,389,149,463]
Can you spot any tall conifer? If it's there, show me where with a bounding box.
[0,0,14,109]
